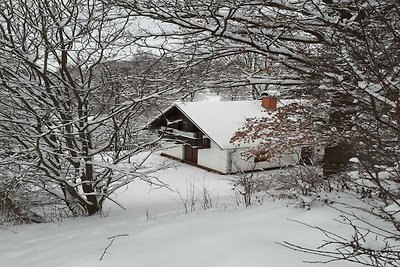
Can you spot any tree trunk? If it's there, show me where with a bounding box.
[322,92,356,177]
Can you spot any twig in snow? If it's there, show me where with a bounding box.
[99,233,129,261]
[0,226,17,233]
[107,233,129,239]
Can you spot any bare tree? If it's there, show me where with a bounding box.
[0,0,182,218]
[110,0,398,139]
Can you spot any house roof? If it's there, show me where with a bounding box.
[154,99,290,150]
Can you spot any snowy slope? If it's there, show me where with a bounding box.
[1,155,359,267]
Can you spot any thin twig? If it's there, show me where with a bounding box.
[0,226,17,233]
[99,233,129,261]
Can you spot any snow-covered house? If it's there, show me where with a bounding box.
[149,96,301,174]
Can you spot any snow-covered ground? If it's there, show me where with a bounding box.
[1,155,359,267]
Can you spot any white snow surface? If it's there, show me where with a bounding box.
[384,201,400,220]
[360,238,386,251]
[1,155,360,267]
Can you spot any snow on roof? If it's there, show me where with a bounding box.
[174,99,288,149]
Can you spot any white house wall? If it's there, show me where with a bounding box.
[229,147,301,173]
[198,140,228,173]
[162,144,183,159]
[160,141,228,173]
[160,142,300,174]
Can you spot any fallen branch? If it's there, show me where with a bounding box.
[0,226,17,233]
[99,233,129,261]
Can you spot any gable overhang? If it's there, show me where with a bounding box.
[148,103,227,150]
[146,105,177,129]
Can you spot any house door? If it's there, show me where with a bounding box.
[184,145,198,164]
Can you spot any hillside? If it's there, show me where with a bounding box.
[1,155,359,267]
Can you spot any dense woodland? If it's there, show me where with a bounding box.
[0,0,398,266]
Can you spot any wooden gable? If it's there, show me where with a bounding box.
[150,106,210,149]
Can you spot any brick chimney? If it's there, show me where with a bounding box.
[261,92,277,110]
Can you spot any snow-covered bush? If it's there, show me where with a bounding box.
[231,170,269,207]
[229,165,340,209]
[0,173,45,224]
